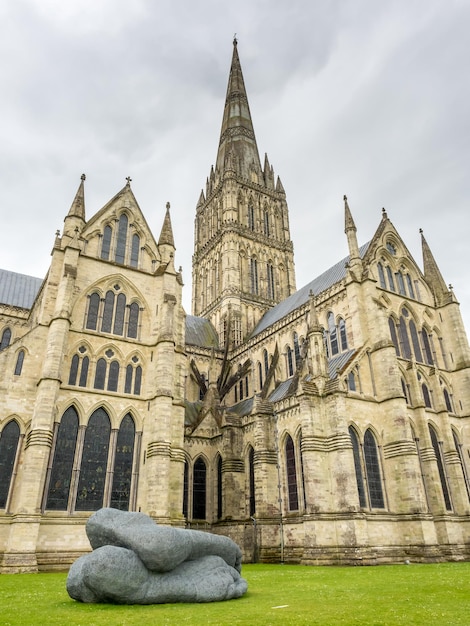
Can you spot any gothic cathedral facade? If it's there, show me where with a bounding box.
[1,42,470,572]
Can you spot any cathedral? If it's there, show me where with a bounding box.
[1,41,470,573]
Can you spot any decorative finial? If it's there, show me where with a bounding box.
[449,284,453,291]
[233,33,237,46]
[81,173,86,181]
[343,194,347,201]
[166,201,170,210]
[382,207,387,219]
[419,228,423,234]
[126,176,132,186]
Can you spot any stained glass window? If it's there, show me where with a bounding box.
[94,358,107,390]
[134,366,142,395]
[107,361,120,392]
[101,224,112,260]
[14,350,25,376]
[45,407,78,510]
[79,356,89,387]
[364,429,384,508]
[125,365,133,394]
[0,420,20,508]
[128,302,139,338]
[389,317,400,356]
[285,435,298,511]
[110,414,135,510]
[0,328,11,351]
[130,234,140,268]
[339,318,348,351]
[68,355,79,385]
[248,446,255,516]
[349,426,367,507]
[75,408,110,511]
[377,262,386,289]
[192,457,206,519]
[86,293,100,330]
[429,426,452,511]
[115,214,128,264]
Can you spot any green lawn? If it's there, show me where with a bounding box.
[0,562,469,625]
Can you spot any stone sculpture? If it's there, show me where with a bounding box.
[66,508,248,604]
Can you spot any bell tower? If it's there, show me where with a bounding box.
[192,39,296,344]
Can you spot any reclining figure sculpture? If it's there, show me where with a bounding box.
[67,508,248,604]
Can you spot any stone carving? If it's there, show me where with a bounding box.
[66,508,248,604]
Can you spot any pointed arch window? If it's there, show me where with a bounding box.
[258,361,263,390]
[94,358,107,390]
[192,457,207,519]
[422,328,433,365]
[339,318,348,351]
[429,425,452,511]
[293,332,301,367]
[14,350,25,376]
[409,319,423,362]
[364,429,384,508]
[101,291,115,333]
[115,213,129,264]
[217,455,223,520]
[110,414,135,510]
[263,349,269,376]
[45,407,79,511]
[0,327,12,351]
[286,346,294,377]
[86,293,101,330]
[107,360,120,392]
[248,205,255,230]
[128,302,140,339]
[285,435,299,511]
[347,371,356,391]
[386,266,395,292]
[75,408,111,511]
[443,388,453,413]
[130,233,140,268]
[267,263,275,299]
[452,431,470,502]
[349,426,367,508]
[101,224,112,260]
[389,317,400,356]
[401,378,411,404]
[113,293,126,335]
[263,210,270,236]
[377,262,386,289]
[250,258,259,294]
[0,420,20,509]
[182,460,189,518]
[248,446,255,516]
[396,270,406,295]
[69,350,89,387]
[406,274,415,298]
[422,383,432,409]
[327,312,338,356]
[398,312,412,359]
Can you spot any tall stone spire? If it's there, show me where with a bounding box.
[344,195,362,277]
[420,229,453,306]
[215,37,262,179]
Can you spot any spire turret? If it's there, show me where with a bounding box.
[420,229,454,306]
[158,202,175,265]
[344,195,362,277]
[216,39,262,179]
[63,174,86,238]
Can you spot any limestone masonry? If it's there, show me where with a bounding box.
[1,41,469,572]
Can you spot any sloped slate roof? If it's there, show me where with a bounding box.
[185,315,219,348]
[250,242,370,338]
[0,269,43,309]
[327,349,357,379]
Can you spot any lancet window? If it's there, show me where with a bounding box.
[100,214,141,268]
[0,420,21,509]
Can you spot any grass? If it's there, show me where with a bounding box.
[0,562,469,625]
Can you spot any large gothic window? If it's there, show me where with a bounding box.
[429,425,452,511]
[45,407,79,511]
[248,446,255,516]
[75,408,111,511]
[349,426,367,508]
[86,288,141,339]
[285,434,299,511]
[0,420,20,509]
[192,457,207,519]
[364,429,385,508]
[110,414,136,510]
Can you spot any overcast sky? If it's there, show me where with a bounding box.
[1,0,469,331]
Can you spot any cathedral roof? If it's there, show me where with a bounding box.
[250,242,370,337]
[0,269,43,309]
[185,315,219,348]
